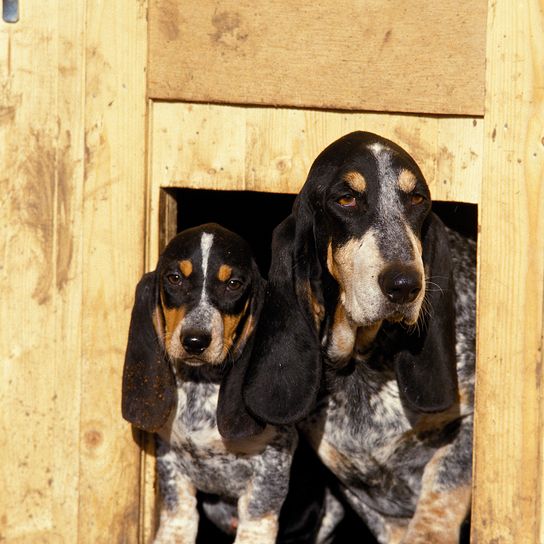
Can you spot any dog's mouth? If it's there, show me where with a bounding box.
[383,307,420,326]
[179,356,207,367]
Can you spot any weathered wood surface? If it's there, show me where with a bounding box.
[0,0,147,541]
[472,0,544,542]
[148,0,487,115]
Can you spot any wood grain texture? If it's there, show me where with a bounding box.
[79,0,148,541]
[0,4,85,541]
[472,0,544,542]
[0,1,147,542]
[148,0,487,115]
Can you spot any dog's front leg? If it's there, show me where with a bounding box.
[235,490,280,544]
[154,444,199,544]
[401,419,472,544]
[234,431,296,544]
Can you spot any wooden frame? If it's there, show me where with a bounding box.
[1,0,542,542]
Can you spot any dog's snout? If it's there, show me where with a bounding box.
[378,264,422,304]
[182,331,212,355]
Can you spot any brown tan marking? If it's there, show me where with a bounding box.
[398,168,417,193]
[154,474,198,543]
[222,311,244,358]
[326,241,339,282]
[327,303,356,365]
[217,263,232,282]
[383,518,409,544]
[342,170,367,192]
[162,304,187,352]
[316,439,356,478]
[354,321,382,357]
[221,298,252,360]
[296,280,325,330]
[179,259,193,277]
[403,445,472,543]
[152,305,166,345]
[234,502,279,544]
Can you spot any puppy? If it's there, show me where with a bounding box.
[122,223,297,544]
[243,132,476,544]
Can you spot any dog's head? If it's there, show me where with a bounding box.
[122,223,265,439]
[244,132,458,423]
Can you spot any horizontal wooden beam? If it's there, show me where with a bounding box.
[148,0,487,116]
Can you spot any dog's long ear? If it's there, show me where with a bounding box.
[217,269,266,440]
[243,205,323,425]
[393,213,458,413]
[121,272,176,432]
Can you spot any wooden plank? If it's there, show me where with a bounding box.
[0,4,85,541]
[148,0,487,115]
[149,102,481,205]
[79,0,148,541]
[472,0,544,541]
[0,1,148,541]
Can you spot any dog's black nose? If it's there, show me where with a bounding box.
[182,332,211,355]
[378,265,422,304]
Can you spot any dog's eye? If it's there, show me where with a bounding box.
[227,279,243,291]
[410,194,425,206]
[337,195,357,208]
[166,273,182,285]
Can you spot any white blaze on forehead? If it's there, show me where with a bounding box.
[368,142,385,155]
[197,231,214,309]
[366,141,403,218]
[200,232,214,283]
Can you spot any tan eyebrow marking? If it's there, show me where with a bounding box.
[179,260,193,277]
[398,169,417,193]
[342,171,367,192]
[217,264,233,282]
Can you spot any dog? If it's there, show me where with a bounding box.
[243,132,476,543]
[121,223,297,544]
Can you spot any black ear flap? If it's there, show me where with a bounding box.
[121,272,176,432]
[243,209,323,425]
[217,271,266,440]
[393,213,459,413]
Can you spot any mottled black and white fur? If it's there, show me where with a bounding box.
[122,223,296,544]
[243,132,475,543]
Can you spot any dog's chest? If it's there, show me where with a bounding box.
[319,373,412,467]
[169,381,223,448]
[160,381,257,497]
[303,369,436,517]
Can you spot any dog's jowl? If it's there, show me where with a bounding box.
[244,132,475,544]
[122,223,296,544]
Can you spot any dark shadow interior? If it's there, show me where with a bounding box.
[173,188,296,277]
[164,187,476,544]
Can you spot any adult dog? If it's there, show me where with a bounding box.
[122,223,297,544]
[244,132,475,543]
